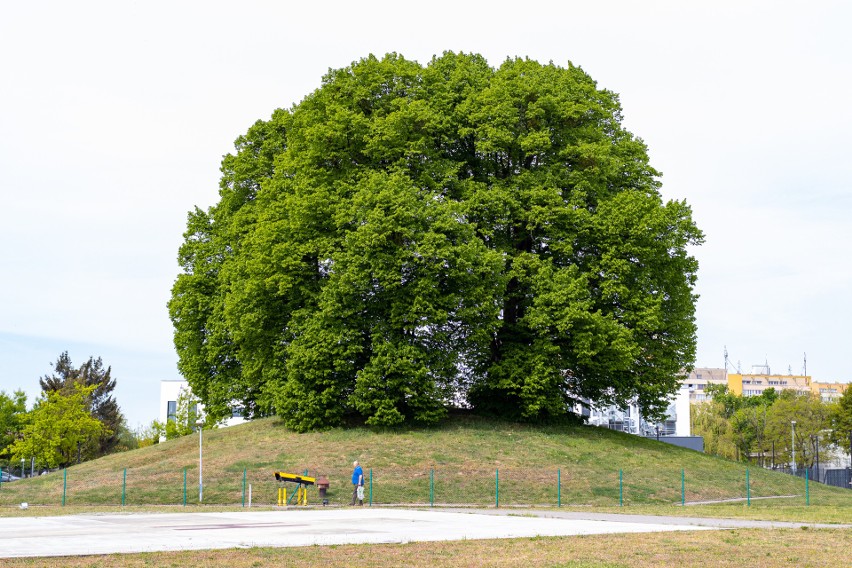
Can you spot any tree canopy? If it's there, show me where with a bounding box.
[7,384,105,469]
[40,351,124,457]
[0,389,27,463]
[169,52,703,431]
[829,387,852,450]
[692,386,834,467]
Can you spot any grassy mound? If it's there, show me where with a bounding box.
[1,414,847,512]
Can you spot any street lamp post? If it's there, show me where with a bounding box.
[197,418,204,503]
[813,434,819,480]
[791,420,797,473]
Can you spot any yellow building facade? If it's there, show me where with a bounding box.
[726,373,812,397]
[686,372,848,402]
[810,381,849,403]
[685,368,848,403]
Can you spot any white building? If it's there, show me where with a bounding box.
[683,367,728,402]
[159,380,247,429]
[585,383,691,437]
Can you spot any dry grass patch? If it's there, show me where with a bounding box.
[2,528,849,567]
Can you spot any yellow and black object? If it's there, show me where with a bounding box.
[274,472,315,506]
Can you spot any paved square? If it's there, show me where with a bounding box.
[1,508,714,558]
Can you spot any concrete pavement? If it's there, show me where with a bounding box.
[1,508,716,558]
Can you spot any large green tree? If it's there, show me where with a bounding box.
[170,52,702,430]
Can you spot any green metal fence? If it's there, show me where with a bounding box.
[0,465,823,509]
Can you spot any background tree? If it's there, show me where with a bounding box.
[693,386,777,463]
[829,388,852,460]
[170,52,702,430]
[7,385,105,469]
[0,390,28,465]
[132,422,162,448]
[692,387,839,467]
[690,396,737,460]
[40,351,125,458]
[765,391,831,469]
[151,388,215,440]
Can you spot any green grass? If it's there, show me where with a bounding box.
[1,413,850,521]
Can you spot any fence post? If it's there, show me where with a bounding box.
[681,469,685,506]
[557,469,561,508]
[495,469,499,508]
[242,468,247,507]
[122,468,127,507]
[619,469,623,507]
[430,469,434,507]
[369,469,373,506]
[746,468,750,506]
[806,468,809,506]
[62,468,67,506]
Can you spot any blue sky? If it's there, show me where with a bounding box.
[2,1,850,427]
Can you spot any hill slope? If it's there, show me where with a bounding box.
[0,414,845,509]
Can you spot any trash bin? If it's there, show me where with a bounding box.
[316,476,330,505]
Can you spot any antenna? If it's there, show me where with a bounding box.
[724,346,729,373]
[803,352,807,376]
[788,364,792,376]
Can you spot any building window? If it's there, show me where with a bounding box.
[167,401,177,423]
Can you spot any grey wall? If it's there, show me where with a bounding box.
[653,436,704,452]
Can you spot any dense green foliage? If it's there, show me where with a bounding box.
[829,387,852,450]
[6,384,105,468]
[39,351,126,458]
[1,353,135,471]
[169,52,703,430]
[0,389,27,465]
[691,385,837,467]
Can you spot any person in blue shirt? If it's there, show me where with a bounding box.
[351,460,364,505]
